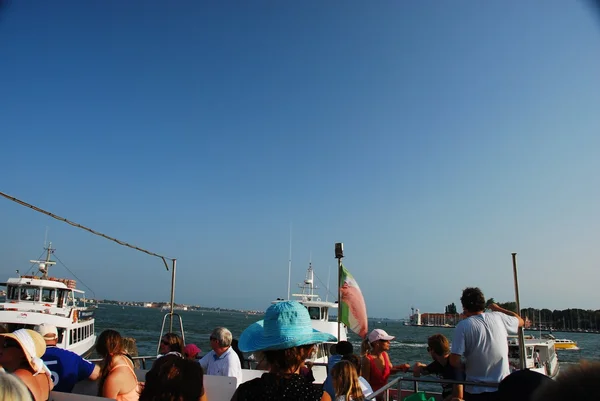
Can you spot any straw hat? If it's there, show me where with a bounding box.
[238,300,337,352]
[0,329,47,374]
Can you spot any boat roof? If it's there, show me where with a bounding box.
[2,277,70,289]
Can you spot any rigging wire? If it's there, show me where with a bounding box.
[22,250,47,276]
[313,270,338,301]
[53,253,96,299]
[0,190,173,269]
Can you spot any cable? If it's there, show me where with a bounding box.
[313,271,338,301]
[22,250,47,276]
[53,253,96,299]
[0,190,173,269]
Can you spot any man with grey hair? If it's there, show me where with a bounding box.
[199,327,242,386]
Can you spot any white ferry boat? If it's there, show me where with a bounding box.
[270,261,348,383]
[0,244,96,356]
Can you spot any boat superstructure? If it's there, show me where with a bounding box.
[0,244,96,355]
[508,336,560,378]
[271,261,348,382]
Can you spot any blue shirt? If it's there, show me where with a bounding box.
[323,354,343,399]
[42,347,96,392]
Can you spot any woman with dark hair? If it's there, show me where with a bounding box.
[140,355,207,401]
[96,329,139,401]
[231,300,337,401]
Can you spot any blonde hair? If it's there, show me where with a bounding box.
[332,360,365,401]
[360,338,371,357]
[0,372,33,401]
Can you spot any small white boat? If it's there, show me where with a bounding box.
[0,244,96,356]
[508,336,560,378]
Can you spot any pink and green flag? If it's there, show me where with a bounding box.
[339,264,368,338]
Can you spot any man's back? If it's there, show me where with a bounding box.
[42,347,96,392]
[451,312,519,392]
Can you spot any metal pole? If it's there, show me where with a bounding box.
[511,253,526,369]
[335,242,344,342]
[169,259,177,333]
[337,256,342,341]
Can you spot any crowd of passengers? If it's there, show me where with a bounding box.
[0,287,597,401]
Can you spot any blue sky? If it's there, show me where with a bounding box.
[1,1,599,319]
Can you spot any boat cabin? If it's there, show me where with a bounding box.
[0,276,96,355]
[2,276,85,311]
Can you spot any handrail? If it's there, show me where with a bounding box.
[366,374,500,401]
[88,355,159,370]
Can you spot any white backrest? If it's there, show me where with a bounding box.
[241,368,267,382]
[203,375,238,401]
[68,370,238,401]
[50,392,115,401]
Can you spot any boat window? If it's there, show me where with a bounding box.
[308,307,321,320]
[19,286,40,302]
[526,346,534,358]
[42,288,56,303]
[57,289,67,308]
[7,286,19,300]
[69,329,73,345]
[315,343,328,359]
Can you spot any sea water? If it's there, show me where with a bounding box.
[95,304,599,376]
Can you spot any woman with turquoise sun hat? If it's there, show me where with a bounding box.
[231,300,337,401]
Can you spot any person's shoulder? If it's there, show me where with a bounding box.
[426,360,442,373]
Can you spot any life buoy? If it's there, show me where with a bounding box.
[72,310,78,323]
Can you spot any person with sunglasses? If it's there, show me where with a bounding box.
[158,333,184,359]
[199,327,242,386]
[413,334,464,401]
[0,329,53,401]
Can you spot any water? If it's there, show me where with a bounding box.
[96,304,600,370]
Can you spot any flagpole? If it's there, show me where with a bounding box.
[512,252,526,370]
[335,243,344,342]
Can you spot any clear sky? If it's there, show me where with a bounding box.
[1,1,599,319]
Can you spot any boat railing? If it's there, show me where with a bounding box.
[366,374,500,401]
[88,355,159,370]
[87,355,329,371]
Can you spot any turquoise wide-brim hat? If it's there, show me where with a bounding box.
[238,300,337,353]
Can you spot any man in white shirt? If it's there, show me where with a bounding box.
[199,327,242,386]
[450,287,524,401]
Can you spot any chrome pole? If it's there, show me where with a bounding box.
[169,259,177,332]
[512,253,526,369]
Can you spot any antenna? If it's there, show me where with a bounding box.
[287,223,292,300]
[325,265,331,302]
[44,226,49,248]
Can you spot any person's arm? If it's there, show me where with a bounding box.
[361,356,371,383]
[391,363,410,374]
[453,384,464,400]
[199,353,210,371]
[412,362,428,377]
[321,391,332,401]
[449,354,462,369]
[88,364,101,380]
[488,303,524,327]
[101,371,123,399]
